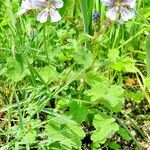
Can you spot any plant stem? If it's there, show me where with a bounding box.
[146,34,150,78]
[114,116,142,150]
[123,112,147,139]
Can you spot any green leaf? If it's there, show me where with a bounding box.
[56,98,70,110]
[43,115,85,149]
[145,78,150,87]
[85,72,108,87]
[69,101,88,124]
[108,49,120,62]
[86,82,107,101]
[39,66,58,83]
[86,74,124,112]
[108,142,121,150]
[79,33,91,43]
[57,29,76,39]
[102,85,124,112]
[5,56,28,82]
[125,91,144,103]
[112,57,137,73]
[91,114,119,143]
[117,127,131,141]
[22,130,37,144]
[11,119,41,144]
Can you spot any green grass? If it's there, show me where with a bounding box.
[0,0,150,149]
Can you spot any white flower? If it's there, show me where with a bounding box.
[34,0,63,23]
[101,0,136,23]
[17,0,64,23]
[17,0,33,15]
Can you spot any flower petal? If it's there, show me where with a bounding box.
[32,0,45,8]
[120,7,134,21]
[52,0,63,8]
[22,0,32,9]
[17,9,27,15]
[123,0,136,9]
[17,0,32,15]
[101,0,114,7]
[37,9,49,23]
[118,18,124,24]
[93,11,100,20]
[50,10,61,22]
[106,7,118,20]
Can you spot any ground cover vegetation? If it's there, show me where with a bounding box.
[0,0,150,149]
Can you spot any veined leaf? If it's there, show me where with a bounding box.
[43,115,85,149]
[69,101,88,124]
[86,73,124,112]
[91,114,119,144]
[39,66,58,83]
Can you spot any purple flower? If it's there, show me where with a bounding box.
[17,0,63,23]
[101,0,136,23]
[93,11,100,21]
